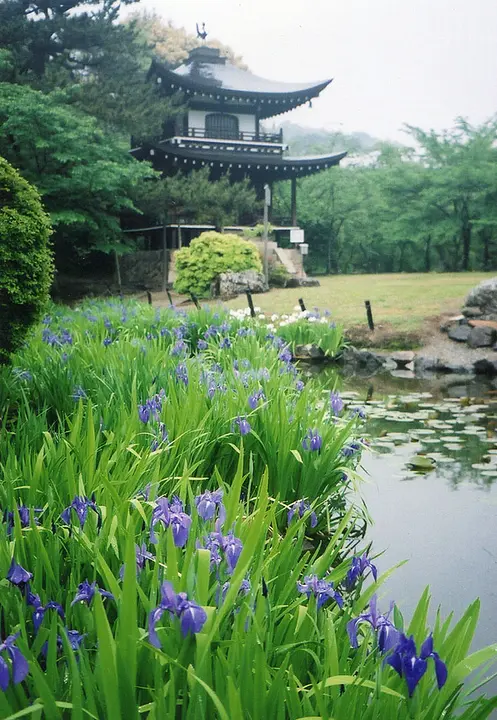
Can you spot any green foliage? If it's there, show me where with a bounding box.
[135,168,260,231]
[0,83,156,264]
[0,0,174,138]
[268,260,291,287]
[274,118,497,274]
[129,12,247,69]
[0,300,495,718]
[174,231,263,296]
[0,156,53,363]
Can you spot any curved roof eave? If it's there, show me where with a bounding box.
[136,141,347,177]
[151,59,332,102]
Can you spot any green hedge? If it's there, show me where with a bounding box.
[174,231,262,297]
[0,156,53,363]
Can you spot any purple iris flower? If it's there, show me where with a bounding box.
[233,416,251,436]
[139,391,166,423]
[297,574,343,610]
[198,339,208,351]
[6,559,33,589]
[151,422,169,451]
[150,497,191,547]
[61,495,101,531]
[220,337,231,349]
[0,633,29,691]
[71,386,87,402]
[66,629,86,651]
[221,531,243,574]
[28,594,65,634]
[347,595,400,653]
[138,404,150,423]
[175,363,189,386]
[279,346,293,363]
[103,337,113,347]
[120,543,154,580]
[345,553,378,591]
[351,407,366,420]
[71,580,114,606]
[302,429,322,452]
[169,497,192,548]
[3,505,42,535]
[171,340,188,356]
[136,483,151,501]
[342,441,361,457]
[40,628,86,658]
[330,391,344,416]
[148,581,207,647]
[219,578,251,604]
[287,499,318,528]
[248,389,265,410]
[197,533,223,570]
[295,380,305,392]
[13,368,32,382]
[387,633,448,697]
[195,489,226,522]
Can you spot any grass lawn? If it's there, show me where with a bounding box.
[219,272,496,331]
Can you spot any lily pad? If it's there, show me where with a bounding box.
[407,455,436,471]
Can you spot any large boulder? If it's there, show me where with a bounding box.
[448,324,471,342]
[464,277,497,319]
[467,325,495,348]
[213,270,269,299]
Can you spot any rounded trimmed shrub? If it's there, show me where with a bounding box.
[174,231,262,297]
[0,156,53,363]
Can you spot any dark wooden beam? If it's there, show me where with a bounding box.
[291,176,297,226]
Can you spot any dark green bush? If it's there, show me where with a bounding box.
[174,231,262,297]
[0,156,53,363]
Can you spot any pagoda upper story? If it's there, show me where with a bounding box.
[132,46,346,190]
[149,46,332,157]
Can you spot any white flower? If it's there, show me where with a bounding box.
[258,314,265,319]
[271,314,279,321]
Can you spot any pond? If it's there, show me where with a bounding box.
[315,368,497,700]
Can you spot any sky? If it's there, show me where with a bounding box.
[131,0,497,142]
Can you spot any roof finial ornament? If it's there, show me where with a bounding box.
[196,22,208,42]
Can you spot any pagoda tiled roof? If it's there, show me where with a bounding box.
[133,141,346,180]
[151,55,332,119]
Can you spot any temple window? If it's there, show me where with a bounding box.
[205,113,239,140]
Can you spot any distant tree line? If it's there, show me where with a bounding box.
[274,118,497,274]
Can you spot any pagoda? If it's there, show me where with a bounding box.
[131,45,346,226]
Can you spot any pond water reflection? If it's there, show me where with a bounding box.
[313,368,497,701]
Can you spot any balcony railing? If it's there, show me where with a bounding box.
[185,127,283,144]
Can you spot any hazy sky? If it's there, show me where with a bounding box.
[133,0,497,142]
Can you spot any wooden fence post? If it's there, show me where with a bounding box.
[246,291,256,318]
[364,300,375,331]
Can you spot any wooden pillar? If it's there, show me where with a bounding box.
[268,181,273,223]
[291,176,297,227]
[162,221,168,291]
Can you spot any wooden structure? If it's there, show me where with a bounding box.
[130,45,346,225]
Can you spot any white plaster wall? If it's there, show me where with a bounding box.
[187,109,255,133]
